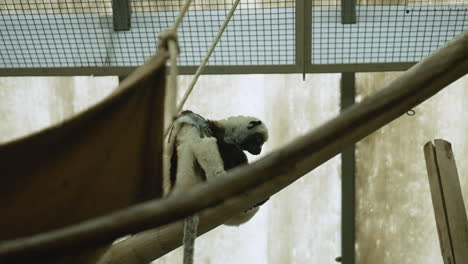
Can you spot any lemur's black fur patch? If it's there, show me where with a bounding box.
[170,141,178,190]
[247,120,262,130]
[208,120,248,170]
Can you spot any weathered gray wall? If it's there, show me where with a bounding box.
[155,74,341,264]
[356,73,468,264]
[5,73,465,263]
[0,76,117,143]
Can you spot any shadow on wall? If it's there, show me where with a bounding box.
[356,73,468,264]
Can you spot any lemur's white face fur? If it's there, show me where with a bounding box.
[219,116,269,155]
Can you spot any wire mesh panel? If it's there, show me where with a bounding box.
[1,0,467,73]
[312,0,468,64]
[0,0,295,69]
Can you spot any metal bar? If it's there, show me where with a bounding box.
[303,0,312,80]
[306,62,416,73]
[179,65,299,75]
[0,67,134,77]
[296,0,305,74]
[341,0,357,24]
[112,0,131,31]
[340,72,356,264]
[0,62,418,77]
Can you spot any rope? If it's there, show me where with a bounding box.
[163,0,241,138]
[164,0,194,124]
[167,40,179,120]
[173,0,193,31]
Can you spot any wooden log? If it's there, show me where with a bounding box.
[424,140,468,264]
[0,30,467,262]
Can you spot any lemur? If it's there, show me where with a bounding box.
[163,110,269,264]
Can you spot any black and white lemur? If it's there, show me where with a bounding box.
[163,110,269,264]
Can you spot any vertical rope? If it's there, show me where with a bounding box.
[173,0,193,31]
[164,0,242,138]
[166,40,179,122]
[164,0,194,132]
[175,0,241,115]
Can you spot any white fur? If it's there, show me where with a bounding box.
[164,122,225,195]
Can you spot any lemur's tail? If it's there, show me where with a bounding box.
[183,215,199,264]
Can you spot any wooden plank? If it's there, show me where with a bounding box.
[434,140,468,263]
[424,141,455,264]
[424,140,468,264]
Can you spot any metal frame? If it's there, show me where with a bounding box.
[340,72,356,264]
[341,0,357,24]
[0,0,424,77]
[112,0,131,31]
[0,62,417,76]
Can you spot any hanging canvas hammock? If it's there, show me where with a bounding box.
[0,52,167,241]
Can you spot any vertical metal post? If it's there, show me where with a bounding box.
[341,0,357,24]
[340,72,356,264]
[112,0,131,31]
[296,0,312,80]
[296,0,305,76]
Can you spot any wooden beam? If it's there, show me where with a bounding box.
[0,30,467,262]
[424,140,468,264]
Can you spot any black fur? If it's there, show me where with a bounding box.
[207,120,248,170]
[247,120,262,130]
[170,142,178,190]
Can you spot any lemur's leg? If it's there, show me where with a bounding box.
[173,143,200,192]
[191,136,226,180]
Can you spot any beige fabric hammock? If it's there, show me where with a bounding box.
[0,51,167,241]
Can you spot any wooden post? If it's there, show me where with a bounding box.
[424,139,468,264]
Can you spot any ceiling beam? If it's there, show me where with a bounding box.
[0,62,417,77]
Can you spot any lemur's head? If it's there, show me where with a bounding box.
[221,116,269,155]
